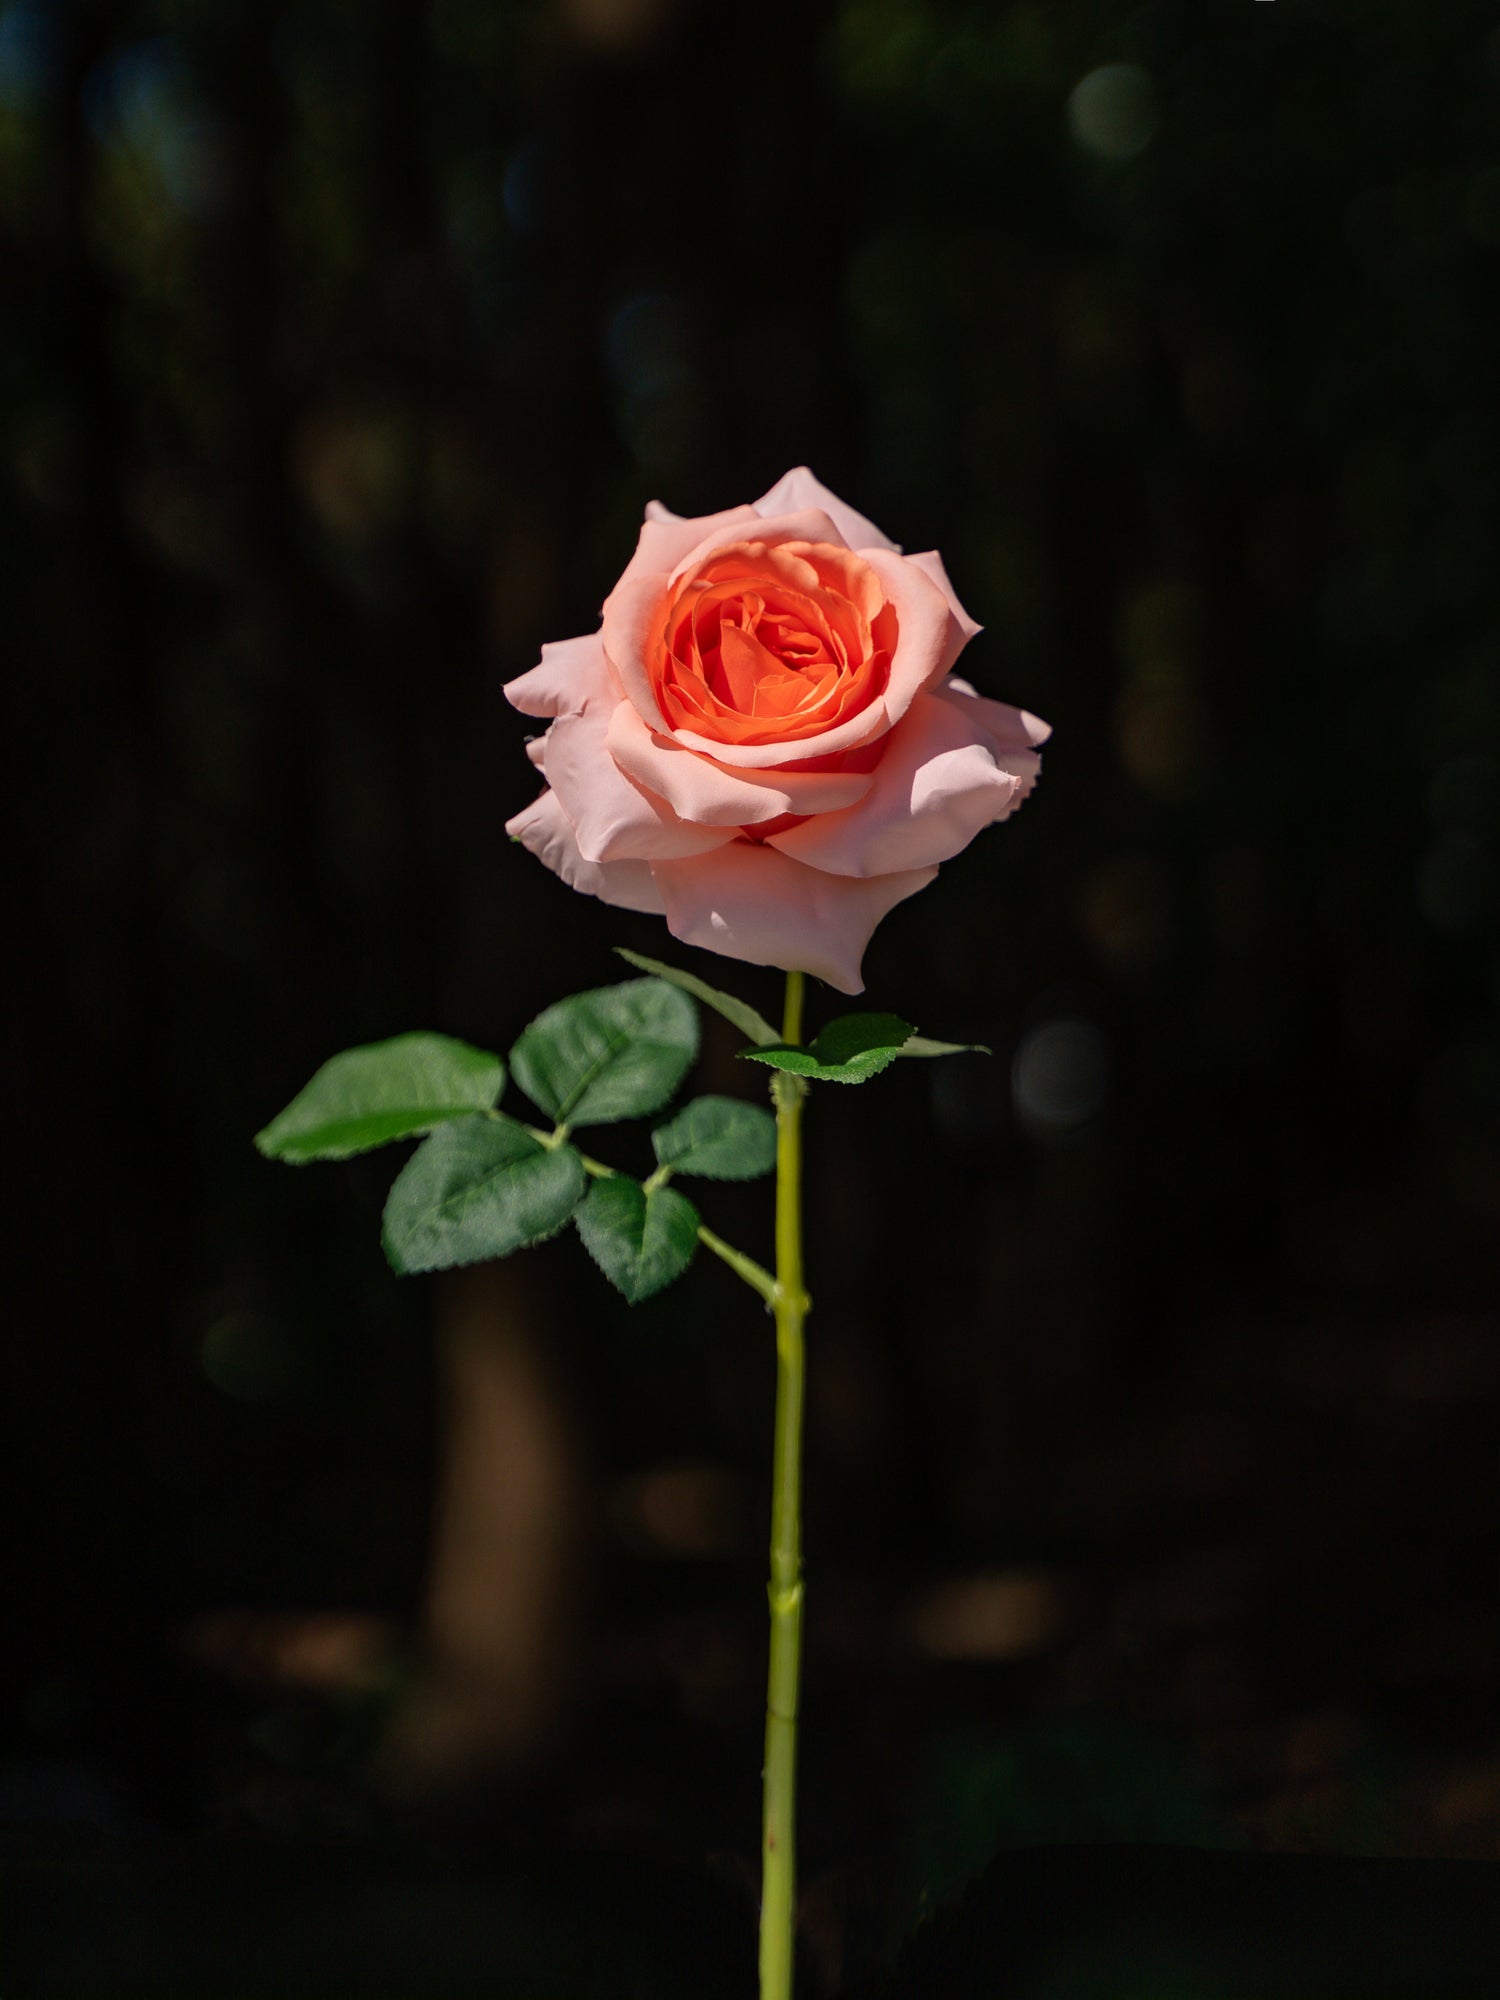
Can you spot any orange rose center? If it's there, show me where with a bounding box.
[646,540,895,748]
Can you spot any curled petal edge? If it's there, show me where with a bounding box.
[538,710,736,863]
[768,689,1042,879]
[505,634,620,719]
[506,788,664,915]
[606,701,877,828]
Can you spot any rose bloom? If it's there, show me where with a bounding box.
[506,468,1049,993]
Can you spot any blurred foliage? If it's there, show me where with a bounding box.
[3,0,1499,1983]
[908,1717,1238,1916]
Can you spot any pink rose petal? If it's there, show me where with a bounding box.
[905,550,983,677]
[651,840,937,995]
[659,544,951,769]
[505,473,1048,979]
[752,466,901,555]
[505,788,663,914]
[606,701,878,827]
[661,506,853,579]
[505,634,620,719]
[601,512,953,768]
[936,676,1053,748]
[768,689,1041,878]
[540,710,735,863]
[598,569,674,732]
[612,504,761,597]
[666,707,894,768]
[860,545,956,728]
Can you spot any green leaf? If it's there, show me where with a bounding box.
[739,1012,914,1085]
[381,1115,587,1275]
[652,1096,777,1180]
[899,1035,992,1058]
[510,978,699,1127]
[614,948,779,1047]
[255,1033,505,1163]
[574,1176,701,1304]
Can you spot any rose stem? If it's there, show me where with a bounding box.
[760,968,809,2000]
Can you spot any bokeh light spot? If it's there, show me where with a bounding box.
[1012,1018,1109,1135]
[909,1570,1067,1662]
[1067,63,1158,162]
[294,405,410,541]
[560,0,678,51]
[1114,683,1212,795]
[611,1462,745,1558]
[200,1311,304,1407]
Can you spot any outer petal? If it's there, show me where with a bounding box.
[610,504,760,598]
[662,507,852,578]
[768,689,1041,878]
[651,841,937,995]
[540,710,735,863]
[506,788,663,914]
[598,570,674,730]
[861,546,956,730]
[936,676,1053,749]
[505,635,621,719]
[606,701,877,827]
[753,467,901,555]
[666,695,892,769]
[905,550,982,677]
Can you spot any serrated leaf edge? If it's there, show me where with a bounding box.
[738,1044,907,1085]
[255,1033,507,1162]
[381,1124,587,1275]
[255,1098,501,1164]
[650,1097,778,1180]
[574,1177,701,1304]
[511,978,700,1125]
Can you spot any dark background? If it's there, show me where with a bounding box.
[4,0,1499,1988]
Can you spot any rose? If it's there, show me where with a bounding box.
[505,467,1049,994]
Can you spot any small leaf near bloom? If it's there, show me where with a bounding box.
[742,1013,915,1085]
[255,1033,505,1163]
[506,467,1049,994]
[652,1096,778,1180]
[381,1115,588,1275]
[575,1175,701,1303]
[509,978,698,1128]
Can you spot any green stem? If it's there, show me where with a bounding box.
[760,970,809,2000]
